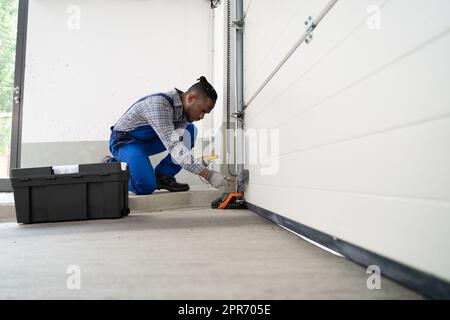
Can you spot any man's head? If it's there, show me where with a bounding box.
[181,76,217,123]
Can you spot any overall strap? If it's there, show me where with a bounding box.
[118,92,175,118]
[130,93,174,108]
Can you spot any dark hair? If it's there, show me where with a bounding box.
[187,76,218,101]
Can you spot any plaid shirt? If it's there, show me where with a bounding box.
[113,88,206,175]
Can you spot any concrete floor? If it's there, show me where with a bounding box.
[0,207,424,299]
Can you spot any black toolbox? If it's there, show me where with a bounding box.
[10,162,130,224]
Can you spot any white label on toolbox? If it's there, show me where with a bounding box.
[121,162,128,171]
[52,164,79,174]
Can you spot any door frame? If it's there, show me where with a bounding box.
[0,0,29,192]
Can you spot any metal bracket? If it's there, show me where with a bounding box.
[13,86,21,104]
[304,16,316,44]
[237,169,249,193]
[238,169,249,184]
[232,19,245,30]
[210,0,221,9]
[231,108,245,122]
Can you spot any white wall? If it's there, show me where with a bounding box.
[22,0,212,144]
[243,0,450,282]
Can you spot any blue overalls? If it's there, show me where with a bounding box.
[109,93,197,195]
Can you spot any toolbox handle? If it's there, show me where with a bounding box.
[45,176,57,180]
[71,174,84,178]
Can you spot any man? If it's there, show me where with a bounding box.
[104,76,233,195]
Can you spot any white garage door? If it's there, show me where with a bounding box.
[243,0,450,284]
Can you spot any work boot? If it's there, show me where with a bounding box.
[155,171,190,192]
[102,155,117,163]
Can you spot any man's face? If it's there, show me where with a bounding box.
[185,92,215,122]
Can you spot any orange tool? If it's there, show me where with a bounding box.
[211,192,246,209]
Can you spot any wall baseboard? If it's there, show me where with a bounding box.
[246,202,450,300]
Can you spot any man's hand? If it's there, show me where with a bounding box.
[200,169,235,188]
[199,168,210,180]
